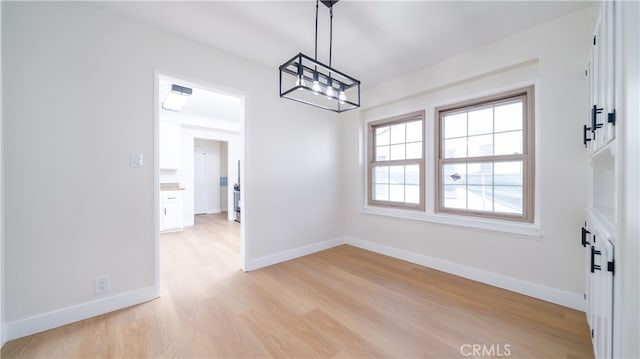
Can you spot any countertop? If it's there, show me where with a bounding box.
[160,182,185,191]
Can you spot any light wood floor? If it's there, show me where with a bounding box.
[2,213,593,358]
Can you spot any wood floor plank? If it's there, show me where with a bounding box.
[1,214,593,358]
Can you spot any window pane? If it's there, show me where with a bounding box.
[494,161,523,214]
[406,142,422,159]
[468,107,493,136]
[444,138,467,159]
[376,145,389,161]
[375,184,389,201]
[443,163,466,185]
[405,165,419,185]
[468,134,493,157]
[494,186,523,214]
[390,123,406,144]
[468,162,492,185]
[495,101,523,132]
[389,165,404,184]
[390,144,406,160]
[443,185,466,209]
[494,130,523,155]
[376,126,390,146]
[494,161,523,185]
[406,120,423,142]
[389,184,404,202]
[405,185,420,204]
[443,113,467,139]
[467,185,493,211]
[374,166,389,184]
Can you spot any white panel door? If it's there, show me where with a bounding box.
[194,147,207,215]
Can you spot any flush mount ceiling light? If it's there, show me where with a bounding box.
[279,0,360,113]
[162,84,193,112]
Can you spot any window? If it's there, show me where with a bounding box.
[368,111,425,210]
[435,86,534,222]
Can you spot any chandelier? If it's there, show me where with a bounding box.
[279,0,360,113]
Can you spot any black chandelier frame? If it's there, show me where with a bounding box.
[278,0,361,113]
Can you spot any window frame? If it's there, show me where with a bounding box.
[434,86,535,223]
[368,110,426,211]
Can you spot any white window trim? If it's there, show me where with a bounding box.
[361,81,541,239]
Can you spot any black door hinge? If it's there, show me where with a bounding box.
[591,329,594,338]
[583,125,592,147]
[593,35,597,46]
[608,110,616,125]
[607,260,615,275]
[581,227,591,247]
[591,245,602,273]
[592,105,604,133]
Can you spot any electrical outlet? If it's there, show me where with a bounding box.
[95,276,110,295]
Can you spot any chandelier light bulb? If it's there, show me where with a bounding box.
[338,89,347,104]
[312,80,322,94]
[326,86,335,98]
[295,75,306,89]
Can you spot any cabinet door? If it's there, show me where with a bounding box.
[584,222,594,327]
[601,1,616,146]
[163,201,182,230]
[589,224,614,359]
[588,2,616,153]
[161,191,183,231]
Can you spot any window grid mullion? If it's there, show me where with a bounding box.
[368,111,425,211]
[436,87,533,221]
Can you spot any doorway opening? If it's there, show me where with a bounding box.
[155,72,246,293]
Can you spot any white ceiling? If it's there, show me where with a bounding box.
[99,1,593,87]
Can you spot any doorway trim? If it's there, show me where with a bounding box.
[153,69,248,296]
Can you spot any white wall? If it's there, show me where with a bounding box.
[2,1,342,339]
[341,7,598,308]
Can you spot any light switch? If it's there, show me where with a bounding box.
[130,153,144,168]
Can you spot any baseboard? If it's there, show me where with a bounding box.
[343,236,585,311]
[245,238,343,271]
[6,286,159,341]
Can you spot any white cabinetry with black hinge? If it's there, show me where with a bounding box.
[582,1,620,358]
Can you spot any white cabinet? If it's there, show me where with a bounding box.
[160,190,183,232]
[160,122,181,170]
[583,2,619,358]
[585,1,617,153]
[583,215,615,359]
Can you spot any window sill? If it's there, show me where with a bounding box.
[360,206,541,239]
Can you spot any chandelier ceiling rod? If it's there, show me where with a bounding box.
[329,5,333,68]
[314,0,319,61]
